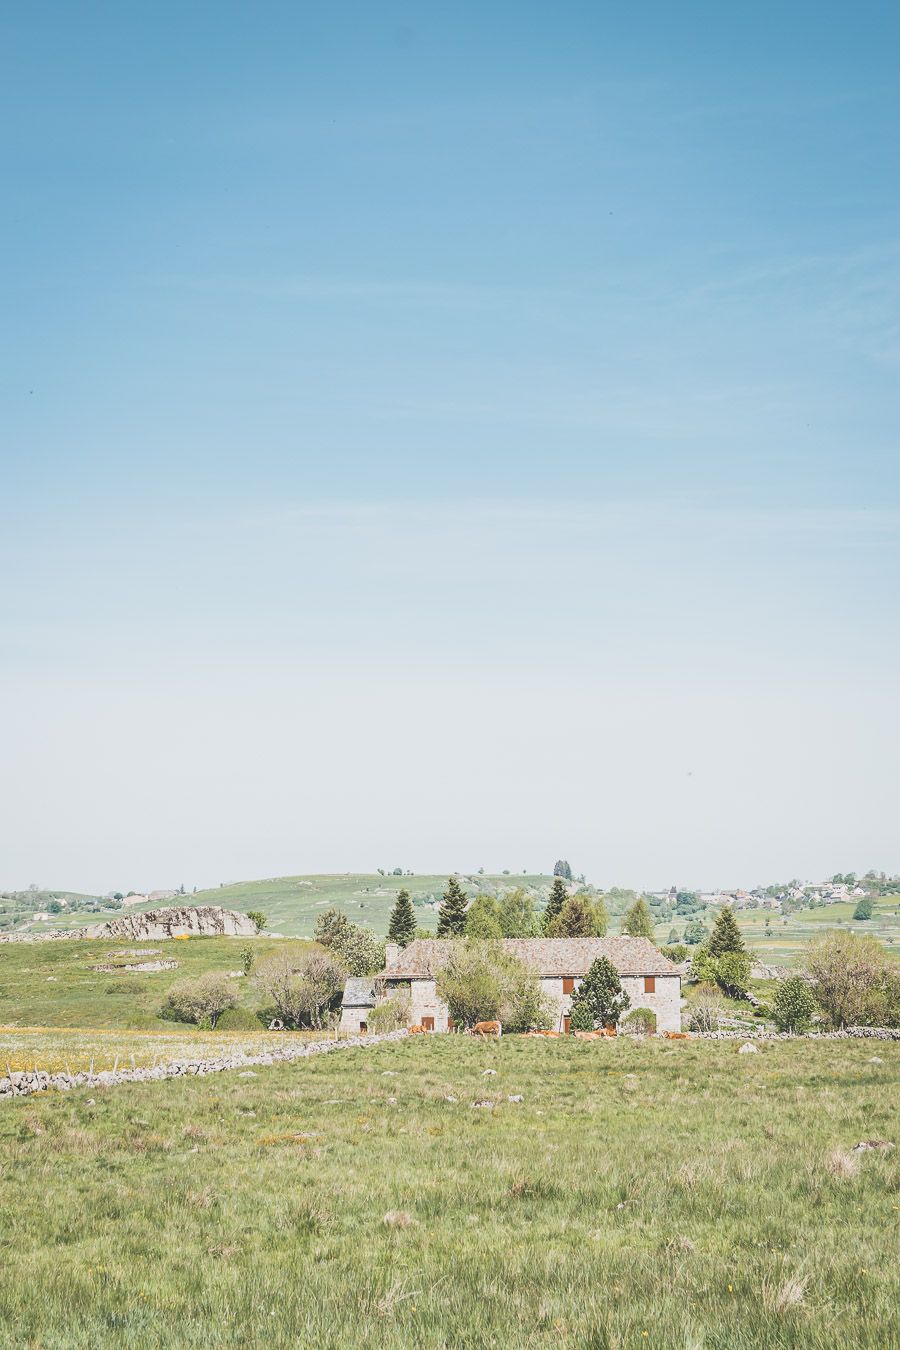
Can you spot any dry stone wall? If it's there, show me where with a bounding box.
[0,1029,409,1101]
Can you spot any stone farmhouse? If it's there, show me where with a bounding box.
[339,937,681,1035]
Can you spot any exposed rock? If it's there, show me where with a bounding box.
[852,1139,894,1153]
[738,1043,759,1054]
[508,1094,524,1103]
[85,906,257,940]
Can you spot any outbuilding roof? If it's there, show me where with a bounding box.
[341,977,376,1008]
[382,937,677,979]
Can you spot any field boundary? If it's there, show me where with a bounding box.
[0,1028,409,1101]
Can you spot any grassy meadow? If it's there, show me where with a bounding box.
[0,1035,897,1349]
[0,937,314,1031]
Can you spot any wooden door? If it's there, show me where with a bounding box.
[422,1016,435,1031]
[563,1016,571,1035]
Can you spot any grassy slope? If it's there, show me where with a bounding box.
[17,876,900,962]
[28,873,556,939]
[0,937,314,1031]
[0,1036,897,1349]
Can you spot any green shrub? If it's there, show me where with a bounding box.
[772,976,816,1033]
[246,911,267,934]
[367,992,411,1033]
[621,1007,657,1035]
[159,973,238,1028]
[660,944,689,963]
[215,1006,266,1031]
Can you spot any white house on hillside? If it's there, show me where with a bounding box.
[339,937,681,1035]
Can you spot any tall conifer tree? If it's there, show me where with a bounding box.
[437,876,468,936]
[707,905,745,957]
[388,888,417,947]
[543,877,568,933]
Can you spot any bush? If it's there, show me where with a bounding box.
[715,951,752,999]
[246,911,267,934]
[215,1006,265,1031]
[254,950,344,1028]
[772,976,817,1033]
[690,945,752,999]
[367,991,412,1033]
[660,943,689,963]
[315,909,384,975]
[160,973,238,1028]
[436,940,552,1030]
[806,930,900,1028]
[688,985,726,1033]
[621,1007,657,1035]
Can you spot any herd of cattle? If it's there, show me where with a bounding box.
[406,1022,692,1040]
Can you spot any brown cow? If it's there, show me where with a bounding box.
[573,1030,603,1040]
[663,1031,691,1040]
[473,1020,502,1037]
[408,1024,427,1035]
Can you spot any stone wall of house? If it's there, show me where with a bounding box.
[541,973,681,1033]
[339,1005,371,1035]
[408,977,453,1031]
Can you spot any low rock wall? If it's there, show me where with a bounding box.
[692,1026,900,1041]
[0,1028,409,1101]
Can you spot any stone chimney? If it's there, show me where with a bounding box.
[384,943,401,969]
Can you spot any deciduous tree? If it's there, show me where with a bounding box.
[622,897,655,940]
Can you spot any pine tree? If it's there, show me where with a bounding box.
[543,877,568,932]
[388,888,417,947]
[437,876,468,937]
[622,896,655,940]
[553,859,573,880]
[569,956,630,1030]
[547,894,595,937]
[707,905,746,957]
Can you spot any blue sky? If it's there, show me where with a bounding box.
[2,2,899,892]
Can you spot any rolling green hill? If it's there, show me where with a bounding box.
[8,872,900,961]
[188,873,557,938]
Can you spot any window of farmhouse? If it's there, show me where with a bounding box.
[562,977,575,994]
[644,976,655,994]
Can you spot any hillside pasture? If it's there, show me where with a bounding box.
[0,1036,896,1348]
[0,937,315,1030]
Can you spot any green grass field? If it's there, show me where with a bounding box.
[0,937,314,1031]
[0,1036,897,1348]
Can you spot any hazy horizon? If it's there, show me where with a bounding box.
[3,3,898,893]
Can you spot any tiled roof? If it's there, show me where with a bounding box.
[382,937,677,979]
[341,977,376,1007]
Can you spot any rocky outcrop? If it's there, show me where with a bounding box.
[0,1029,409,1101]
[0,905,258,944]
[84,906,258,940]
